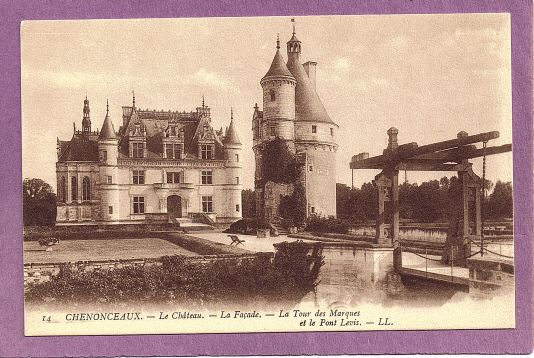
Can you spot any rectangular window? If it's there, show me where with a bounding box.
[202,196,213,213]
[107,176,112,184]
[311,206,315,214]
[108,206,113,214]
[201,144,213,160]
[312,125,317,133]
[201,170,213,184]
[236,177,240,185]
[166,144,181,159]
[132,142,144,158]
[330,127,334,136]
[270,126,276,136]
[309,165,314,172]
[102,150,107,161]
[167,172,180,184]
[133,170,145,184]
[235,154,239,162]
[236,204,240,212]
[133,197,145,214]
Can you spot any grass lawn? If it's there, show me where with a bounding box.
[23,238,199,264]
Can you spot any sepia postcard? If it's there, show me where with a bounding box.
[2,0,532,356]
[21,13,516,336]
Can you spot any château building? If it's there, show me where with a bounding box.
[253,24,338,220]
[56,95,242,225]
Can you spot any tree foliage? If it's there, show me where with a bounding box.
[241,189,256,218]
[259,137,301,186]
[23,178,57,226]
[336,176,513,223]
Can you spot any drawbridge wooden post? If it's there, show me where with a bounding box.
[350,128,511,271]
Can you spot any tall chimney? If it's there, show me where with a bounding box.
[302,61,317,88]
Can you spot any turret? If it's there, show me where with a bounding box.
[98,100,119,221]
[259,35,296,146]
[223,109,243,219]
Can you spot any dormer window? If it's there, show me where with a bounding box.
[200,144,213,159]
[165,143,182,159]
[132,142,144,158]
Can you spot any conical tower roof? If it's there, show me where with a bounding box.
[262,37,294,80]
[263,49,294,79]
[223,111,241,145]
[286,40,336,125]
[99,101,117,140]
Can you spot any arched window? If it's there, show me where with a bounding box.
[71,176,77,201]
[270,89,276,102]
[82,176,91,201]
[59,177,66,203]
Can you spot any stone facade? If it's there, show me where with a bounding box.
[56,96,242,225]
[253,28,338,219]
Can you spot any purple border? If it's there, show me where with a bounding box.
[1,0,531,356]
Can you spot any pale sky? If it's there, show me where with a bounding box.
[21,14,512,191]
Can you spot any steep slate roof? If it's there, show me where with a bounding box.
[99,113,117,140]
[58,136,99,162]
[262,49,294,79]
[286,40,337,126]
[223,119,241,145]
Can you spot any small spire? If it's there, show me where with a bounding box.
[132,90,135,108]
[106,99,109,114]
[291,17,296,35]
[202,95,205,108]
[276,33,280,49]
[231,107,233,120]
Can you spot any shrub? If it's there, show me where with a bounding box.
[305,216,349,234]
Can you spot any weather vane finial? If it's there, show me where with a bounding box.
[202,95,205,107]
[291,17,296,35]
[276,33,280,49]
[106,99,109,114]
[231,107,233,120]
[132,90,135,108]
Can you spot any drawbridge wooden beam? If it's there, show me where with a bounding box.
[350,131,505,169]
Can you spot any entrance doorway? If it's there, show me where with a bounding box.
[167,195,182,218]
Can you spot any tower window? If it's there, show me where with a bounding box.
[311,206,316,214]
[133,197,145,214]
[270,126,276,136]
[235,154,239,162]
[202,196,213,213]
[236,177,240,185]
[236,204,240,212]
[71,176,77,201]
[201,170,213,185]
[309,165,314,172]
[107,176,112,184]
[312,125,317,133]
[82,176,91,201]
[59,177,66,203]
[330,128,334,136]
[133,170,145,185]
[101,150,107,162]
[108,206,113,214]
[270,90,276,102]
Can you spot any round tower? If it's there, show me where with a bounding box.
[223,109,242,221]
[259,35,296,147]
[98,100,120,221]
